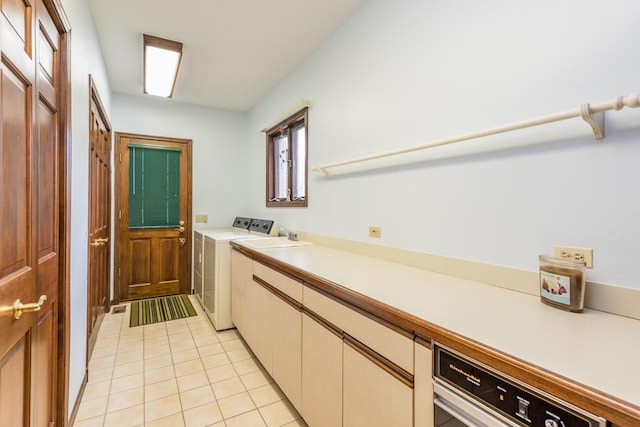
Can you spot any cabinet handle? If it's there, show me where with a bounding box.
[303,309,343,338]
[252,275,303,311]
[344,333,414,388]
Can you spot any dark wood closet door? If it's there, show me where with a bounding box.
[0,0,62,425]
[87,78,112,358]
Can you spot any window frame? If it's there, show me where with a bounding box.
[265,108,308,207]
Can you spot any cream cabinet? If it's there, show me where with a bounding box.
[244,275,273,370]
[271,294,302,411]
[343,340,414,427]
[301,312,343,427]
[233,255,303,413]
[303,286,414,374]
[231,250,273,374]
[231,254,417,427]
[413,340,434,427]
[303,285,415,427]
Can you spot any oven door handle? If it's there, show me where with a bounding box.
[434,397,479,427]
[433,382,514,427]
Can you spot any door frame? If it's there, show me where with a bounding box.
[44,1,72,426]
[113,132,193,304]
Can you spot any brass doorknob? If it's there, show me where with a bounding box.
[14,295,47,319]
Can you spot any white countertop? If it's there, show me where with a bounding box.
[235,242,640,408]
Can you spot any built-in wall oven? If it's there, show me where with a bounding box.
[433,344,607,427]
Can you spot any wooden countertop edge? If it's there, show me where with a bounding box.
[230,243,640,426]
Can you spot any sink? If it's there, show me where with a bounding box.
[241,237,313,249]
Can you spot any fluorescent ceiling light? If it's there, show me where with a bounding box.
[143,34,183,98]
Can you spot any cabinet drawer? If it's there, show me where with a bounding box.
[303,286,414,373]
[253,261,303,303]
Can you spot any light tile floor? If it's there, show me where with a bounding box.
[74,296,307,427]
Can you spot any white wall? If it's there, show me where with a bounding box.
[61,0,112,417]
[247,0,640,290]
[111,94,250,229]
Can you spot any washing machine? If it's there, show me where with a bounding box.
[193,217,277,330]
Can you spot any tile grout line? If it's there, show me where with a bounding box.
[180,306,215,426]
[80,296,303,427]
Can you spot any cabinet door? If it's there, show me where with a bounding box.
[414,341,434,427]
[232,256,273,371]
[246,278,273,371]
[343,341,413,427]
[230,250,250,334]
[302,313,343,427]
[272,297,302,412]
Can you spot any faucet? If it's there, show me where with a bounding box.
[288,232,298,241]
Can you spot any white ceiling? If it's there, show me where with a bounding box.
[88,0,368,112]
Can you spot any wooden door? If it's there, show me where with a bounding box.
[0,0,64,425]
[115,133,192,301]
[87,78,112,357]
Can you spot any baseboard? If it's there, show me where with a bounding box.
[298,231,640,320]
[584,281,640,320]
[68,370,88,427]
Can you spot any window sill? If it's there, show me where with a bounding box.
[266,200,308,208]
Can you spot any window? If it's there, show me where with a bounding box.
[129,144,181,227]
[266,108,308,207]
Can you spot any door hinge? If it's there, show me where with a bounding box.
[118,268,121,278]
[119,152,122,162]
[119,210,121,220]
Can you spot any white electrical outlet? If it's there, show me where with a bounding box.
[553,246,593,268]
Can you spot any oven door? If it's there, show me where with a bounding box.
[434,382,516,427]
